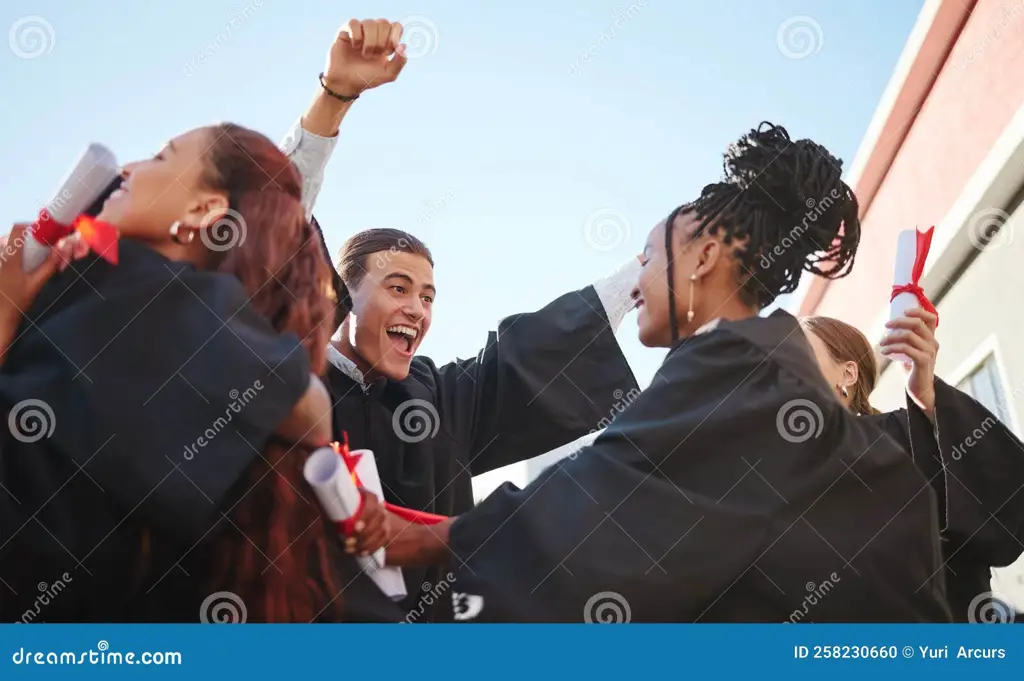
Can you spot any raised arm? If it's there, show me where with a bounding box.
[281,18,408,217]
[433,257,642,476]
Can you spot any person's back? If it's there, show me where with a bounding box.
[431,312,951,622]
[676,313,950,622]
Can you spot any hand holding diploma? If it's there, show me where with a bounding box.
[24,144,121,272]
[303,443,407,600]
[883,227,940,419]
[881,308,939,419]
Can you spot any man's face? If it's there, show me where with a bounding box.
[346,250,435,381]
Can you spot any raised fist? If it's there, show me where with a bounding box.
[323,19,407,98]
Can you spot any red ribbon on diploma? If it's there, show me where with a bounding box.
[332,435,448,536]
[33,209,119,265]
[889,226,938,326]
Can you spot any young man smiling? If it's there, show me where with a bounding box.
[285,18,641,622]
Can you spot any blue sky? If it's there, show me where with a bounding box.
[0,0,924,387]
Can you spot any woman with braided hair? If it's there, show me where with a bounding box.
[386,122,952,622]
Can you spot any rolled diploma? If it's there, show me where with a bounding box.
[24,144,120,272]
[303,447,407,601]
[887,229,921,367]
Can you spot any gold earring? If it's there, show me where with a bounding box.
[687,273,697,323]
[169,220,195,245]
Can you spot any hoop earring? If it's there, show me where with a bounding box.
[686,274,697,323]
[169,220,195,245]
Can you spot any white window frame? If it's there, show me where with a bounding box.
[947,333,1022,437]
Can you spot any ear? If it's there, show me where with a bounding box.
[841,360,859,390]
[180,192,230,230]
[692,237,722,280]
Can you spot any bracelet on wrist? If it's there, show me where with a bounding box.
[319,73,359,102]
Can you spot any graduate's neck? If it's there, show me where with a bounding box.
[331,336,381,383]
[686,297,757,336]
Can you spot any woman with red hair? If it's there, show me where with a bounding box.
[0,120,396,623]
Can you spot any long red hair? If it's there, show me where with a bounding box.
[200,123,337,621]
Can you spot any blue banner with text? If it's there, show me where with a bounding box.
[1,624,1020,679]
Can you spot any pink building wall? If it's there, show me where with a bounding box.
[803,0,1024,326]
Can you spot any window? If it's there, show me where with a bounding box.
[957,352,1010,424]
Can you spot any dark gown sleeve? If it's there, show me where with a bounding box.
[0,249,311,549]
[865,380,1024,618]
[444,325,949,623]
[432,285,638,475]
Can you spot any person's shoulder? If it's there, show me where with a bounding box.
[402,355,441,393]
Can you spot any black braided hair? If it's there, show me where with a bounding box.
[664,122,860,341]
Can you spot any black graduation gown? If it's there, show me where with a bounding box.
[863,381,1024,622]
[326,284,638,621]
[443,310,953,622]
[0,241,401,622]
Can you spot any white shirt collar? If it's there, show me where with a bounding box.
[694,318,721,336]
[326,343,367,387]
